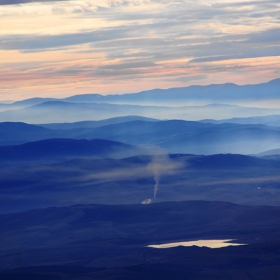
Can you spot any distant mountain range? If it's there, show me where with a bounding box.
[0,79,279,123]
[201,114,280,127]
[1,78,279,108]
[0,101,279,123]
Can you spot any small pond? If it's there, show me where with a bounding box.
[147,239,246,249]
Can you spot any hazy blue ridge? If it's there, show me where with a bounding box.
[0,101,279,123]
[2,120,280,154]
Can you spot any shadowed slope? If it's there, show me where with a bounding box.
[1,154,280,213]
[0,200,280,275]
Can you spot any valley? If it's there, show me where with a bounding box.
[1,80,280,279]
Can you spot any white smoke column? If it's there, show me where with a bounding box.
[147,153,182,202]
[153,165,160,201]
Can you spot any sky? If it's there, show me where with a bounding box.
[0,0,280,100]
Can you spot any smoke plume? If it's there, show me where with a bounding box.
[152,166,160,201]
[147,154,182,201]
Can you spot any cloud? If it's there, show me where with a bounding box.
[0,0,68,4]
[1,0,280,98]
[0,28,130,51]
[166,75,208,83]
[188,28,280,63]
[98,61,155,70]
[247,28,280,44]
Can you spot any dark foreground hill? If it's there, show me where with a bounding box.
[0,201,280,279]
[1,153,280,214]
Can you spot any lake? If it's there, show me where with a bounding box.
[147,239,245,249]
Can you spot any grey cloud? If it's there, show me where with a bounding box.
[122,27,280,64]
[247,28,280,44]
[166,75,207,83]
[90,23,280,64]
[91,37,173,52]
[189,47,280,64]
[1,0,279,83]
[1,19,183,52]
[45,62,154,78]
[251,11,280,18]
[93,68,150,77]
[50,69,89,76]
[211,0,280,14]
[2,1,278,57]
[99,61,155,70]
[91,33,246,60]
[0,28,129,51]
[200,64,254,74]
[188,28,280,64]
[0,0,68,4]
[212,0,280,8]
[190,55,238,63]
[2,26,279,81]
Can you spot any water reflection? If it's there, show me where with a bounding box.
[147,239,245,249]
